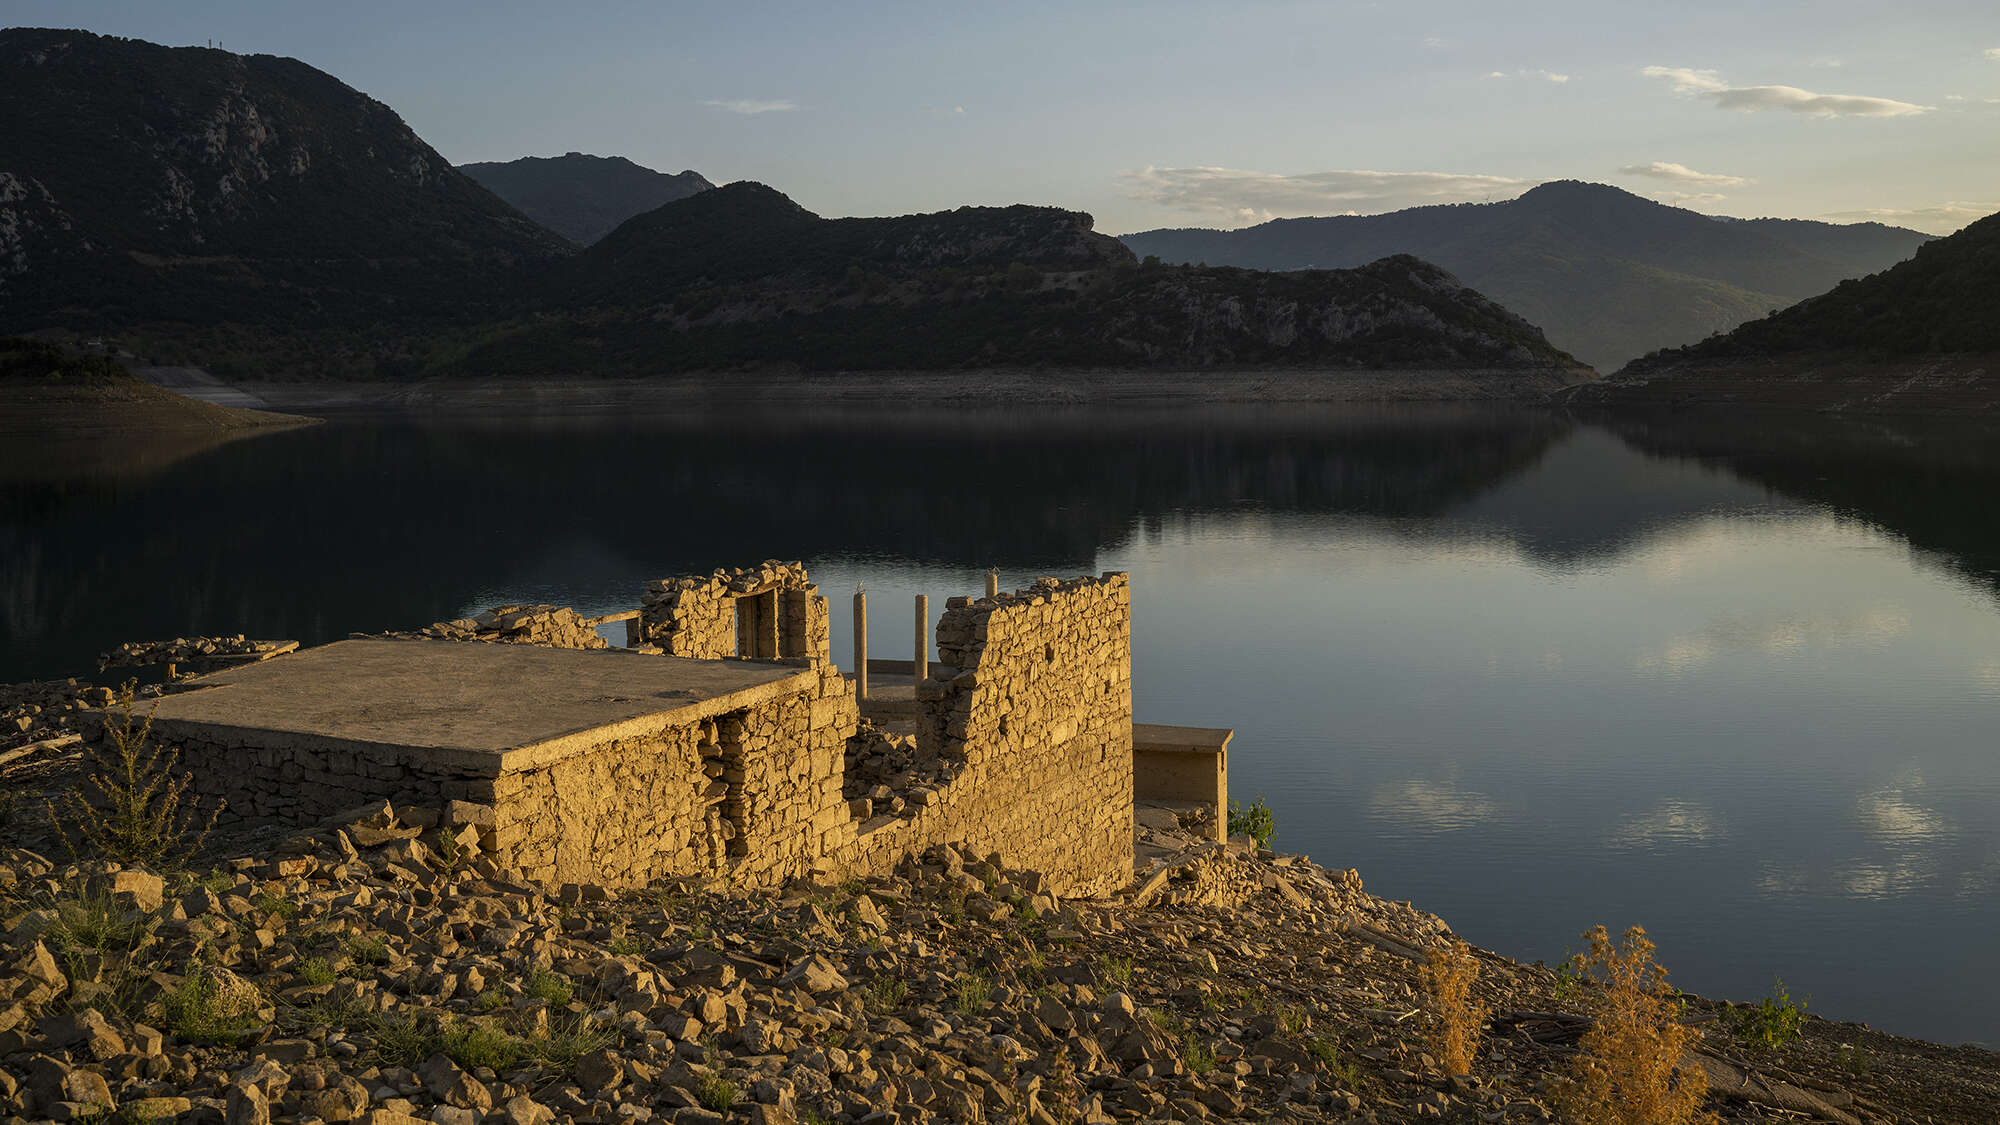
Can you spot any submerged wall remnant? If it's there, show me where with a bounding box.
[639,562,829,662]
[140,562,1136,897]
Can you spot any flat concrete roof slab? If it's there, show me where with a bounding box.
[1133,723,1233,754]
[136,639,817,773]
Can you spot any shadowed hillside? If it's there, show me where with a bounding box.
[0,27,570,330]
[1119,182,1929,371]
[458,152,713,245]
[1590,207,2000,411]
[447,183,1592,377]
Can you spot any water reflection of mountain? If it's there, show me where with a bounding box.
[9,404,1999,683]
[1602,412,2000,596]
[2,407,1570,680]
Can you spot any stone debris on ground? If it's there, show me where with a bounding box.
[391,607,612,651]
[1,797,1994,1125]
[100,637,299,673]
[1,679,164,756]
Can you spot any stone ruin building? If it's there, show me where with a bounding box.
[122,564,1228,899]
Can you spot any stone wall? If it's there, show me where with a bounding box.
[159,725,497,824]
[480,573,1133,896]
[876,572,1134,896]
[486,662,859,886]
[639,562,827,662]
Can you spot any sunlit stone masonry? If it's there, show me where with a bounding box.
[132,564,1136,896]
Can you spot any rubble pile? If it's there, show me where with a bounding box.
[401,608,611,651]
[1,680,129,753]
[2,796,1980,1125]
[100,637,297,672]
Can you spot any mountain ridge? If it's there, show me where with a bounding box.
[449,181,1591,380]
[1118,182,1930,371]
[458,152,713,245]
[0,26,571,329]
[1580,205,2000,412]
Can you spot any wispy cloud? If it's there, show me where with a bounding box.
[1641,66,1932,117]
[1121,166,1532,224]
[1984,47,2000,60]
[1489,68,1570,83]
[700,98,799,115]
[1821,201,1997,235]
[1618,161,1749,187]
[1658,191,1729,207]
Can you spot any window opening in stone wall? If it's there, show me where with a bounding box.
[733,589,778,659]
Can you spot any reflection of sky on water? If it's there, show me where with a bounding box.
[1097,433,2000,1046]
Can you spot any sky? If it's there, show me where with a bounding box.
[10,0,1999,234]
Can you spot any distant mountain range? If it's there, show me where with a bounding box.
[7,27,1962,401]
[0,29,1584,383]
[1120,182,1930,372]
[0,27,568,331]
[1585,204,2000,411]
[451,181,1587,377]
[459,153,712,245]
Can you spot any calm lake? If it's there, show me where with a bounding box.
[5,404,1999,1046]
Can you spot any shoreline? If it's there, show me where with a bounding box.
[0,377,321,438]
[1576,352,2000,415]
[221,367,1597,413]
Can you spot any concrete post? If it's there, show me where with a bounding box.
[985,570,1000,599]
[853,586,868,703]
[913,594,929,683]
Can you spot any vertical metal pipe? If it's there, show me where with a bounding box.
[853,585,868,703]
[913,594,929,683]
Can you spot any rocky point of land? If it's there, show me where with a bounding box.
[1,791,1997,1125]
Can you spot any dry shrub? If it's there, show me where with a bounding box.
[1418,936,1485,1074]
[48,688,221,868]
[1555,925,1713,1125]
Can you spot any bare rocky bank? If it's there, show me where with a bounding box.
[223,368,1596,415]
[1573,353,2000,415]
[0,378,319,437]
[1,760,1996,1124]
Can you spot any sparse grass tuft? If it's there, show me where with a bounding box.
[443,1019,523,1071]
[524,1009,616,1075]
[955,969,991,1014]
[1307,1035,1364,1088]
[295,957,336,987]
[1096,953,1134,988]
[696,1071,738,1112]
[161,964,265,1045]
[524,967,574,1006]
[1184,1035,1216,1075]
[368,1010,444,1068]
[38,888,162,1018]
[1554,925,1713,1125]
[1275,1001,1310,1036]
[47,689,222,869]
[1419,936,1486,1075]
[347,934,390,965]
[864,976,907,1014]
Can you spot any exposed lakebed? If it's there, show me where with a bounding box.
[3,403,1998,1047]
